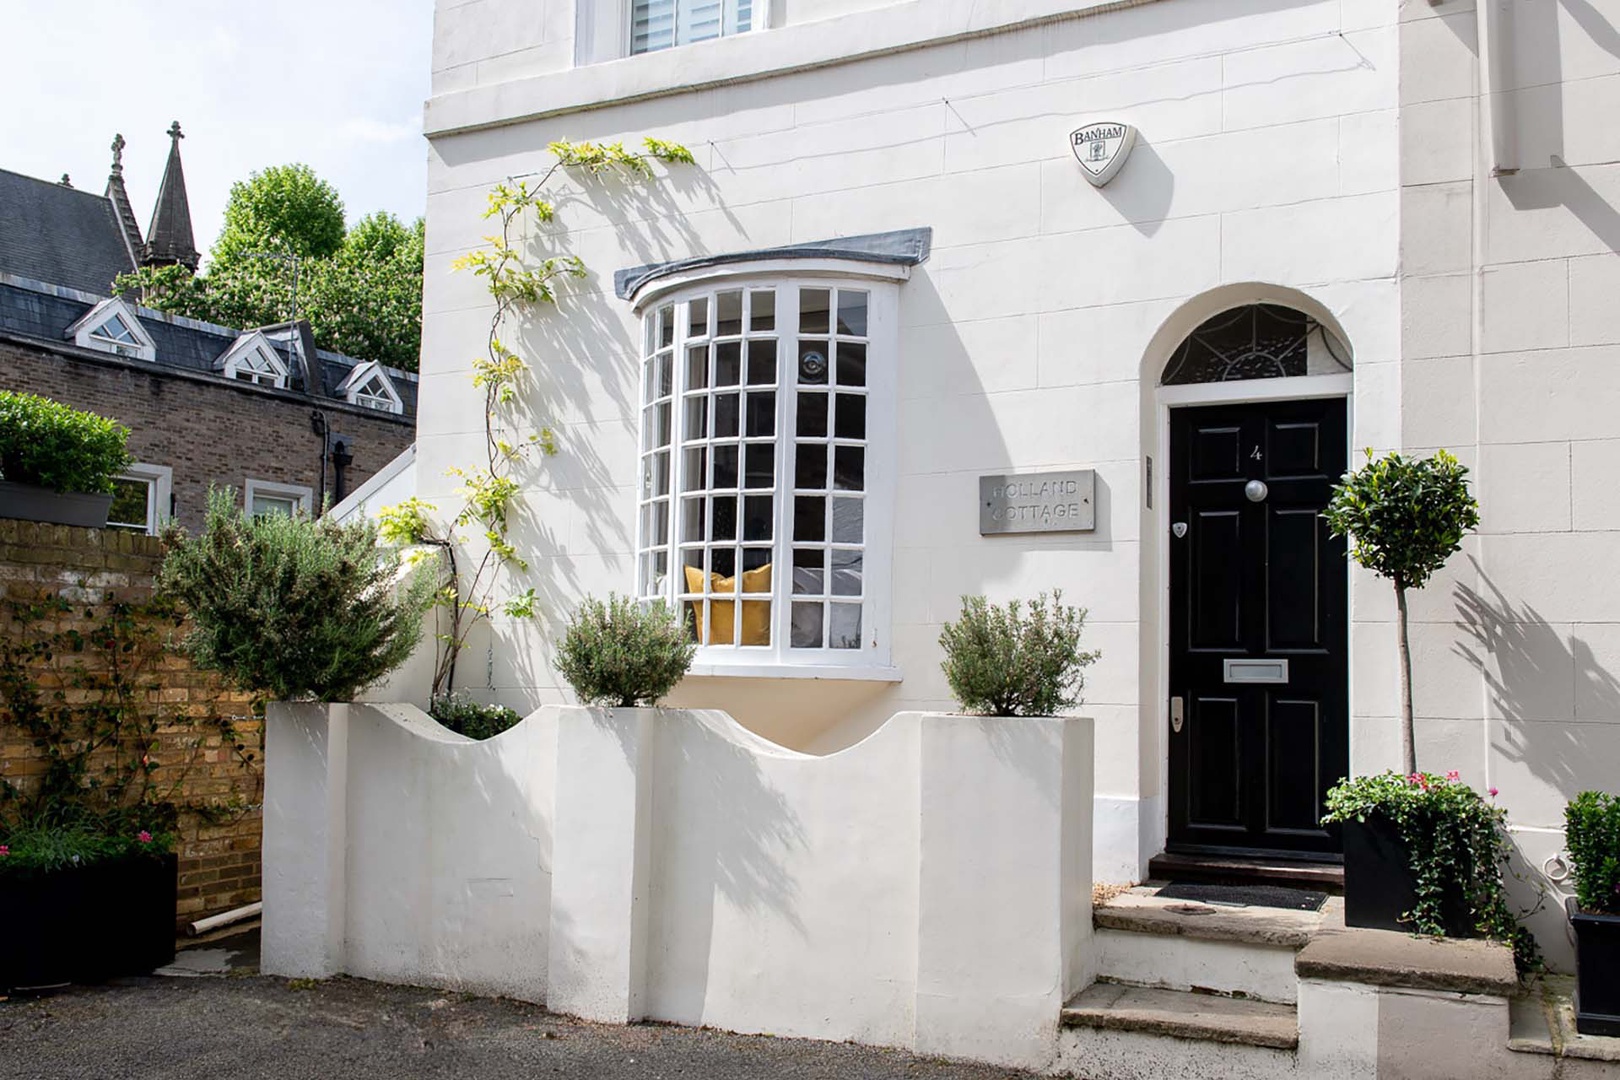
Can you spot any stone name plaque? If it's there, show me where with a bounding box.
[979,470,1096,535]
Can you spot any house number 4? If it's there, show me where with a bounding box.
[1250,445,1262,461]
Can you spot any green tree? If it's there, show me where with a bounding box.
[115,168,424,371]
[1323,449,1480,775]
[212,164,346,265]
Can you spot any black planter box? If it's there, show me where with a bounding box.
[0,481,113,528]
[1343,815,1471,936]
[1569,896,1620,1037]
[0,853,176,991]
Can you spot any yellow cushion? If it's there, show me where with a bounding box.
[684,563,772,645]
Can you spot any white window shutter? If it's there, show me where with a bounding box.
[631,0,676,54]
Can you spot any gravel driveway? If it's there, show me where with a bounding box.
[0,972,1041,1080]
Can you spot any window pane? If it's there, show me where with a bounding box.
[644,401,672,447]
[832,497,863,543]
[711,495,737,541]
[747,340,776,385]
[745,391,776,437]
[836,342,867,387]
[107,477,151,531]
[791,602,824,648]
[792,548,824,595]
[657,353,673,399]
[659,304,675,348]
[837,291,869,337]
[744,444,775,489]
[681,497,706,542]
[689,297,709,337]
[683,446,707,487]
[742,495,773,541]
[714,445,738,488]
[797,392,828,437]
[714,393,740,437]
[717,290,743,335]
[800,288,830,334]
[642,501,670,546]
[834,446,865,491]
[740,601,771,645]
[711,546,736,577]
[831,549,862,596]
[251,494,297,518]
[795,443,827,490]
[798,341,829,385]
[686,345,709,389]
[742,546,772,576]
[829,603,862,649]
[716,342,741,386]
[834,393,866,440]
[651,451,671,497]
[794,495,826,542]
[749,289,775,332]
[684,395,709,438]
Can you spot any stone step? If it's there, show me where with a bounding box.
[1062,983,1299,1050]
[1096,927,1300,1004]
[1148,851,1344,893]
[1095,886,1338,947]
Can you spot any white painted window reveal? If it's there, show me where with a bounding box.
[106,463,172,535]
[244,478,313,518]
[636,278,894,670]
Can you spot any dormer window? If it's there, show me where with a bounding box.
[630,0,756,55]
[339,362,404,415]
[216,332,290,389]
[67,298,156,361]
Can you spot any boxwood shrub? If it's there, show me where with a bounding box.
[1566,790,1620,916]
[0,390,131,494]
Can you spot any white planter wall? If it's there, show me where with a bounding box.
[262,702,1095,1070]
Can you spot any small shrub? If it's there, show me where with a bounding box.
[1566,790,1620,916]
[429,693,523,741]
[158,489,434,702]
[1324,771,1537,969]
[0,390,131,493]
[0,822,172,875]
[938,591,1100,717]
[555,594,694,708]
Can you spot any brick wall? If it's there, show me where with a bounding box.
[0,520,262,928]
[0,339,414,532]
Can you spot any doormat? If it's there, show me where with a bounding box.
[1154,882,1328,911]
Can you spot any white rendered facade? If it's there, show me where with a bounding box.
[419,0,1620,966]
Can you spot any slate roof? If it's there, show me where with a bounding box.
[0,275,415,421]
[0,169,136,296]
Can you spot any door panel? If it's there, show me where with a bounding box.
[1168,398,1348,857]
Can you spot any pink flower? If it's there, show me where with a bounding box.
[0,845,9,857]
[1408,773,1424,785]
[1488,787,1499,798]
[1446,771,1461,783]
[136,831,153,844]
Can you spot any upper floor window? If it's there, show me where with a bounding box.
[244,478,312,519]
[634,277,895,672]
[217,331,290,389]
[630,0,755,55]
[67,297,156,361]
[107,463,172,535]
[340,361,404,415]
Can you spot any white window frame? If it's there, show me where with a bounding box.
[106,463,172,535]
[217,331,291,389]
[244,479,313,518]
[66,297,156,361]
[339,360,404,415]
[632,270,899,680]
[578,0,769,63]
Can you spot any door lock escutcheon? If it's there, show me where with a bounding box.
[1170,696,1184,733]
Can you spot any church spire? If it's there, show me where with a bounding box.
[143,121,200,271]
[104,132,145,269]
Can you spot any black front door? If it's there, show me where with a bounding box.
[1168,398,1348,858]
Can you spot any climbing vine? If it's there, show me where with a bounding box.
[380,137,694,696]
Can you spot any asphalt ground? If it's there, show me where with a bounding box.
[0,972,1040,1080]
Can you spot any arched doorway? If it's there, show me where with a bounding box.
[1152,300,1353,860]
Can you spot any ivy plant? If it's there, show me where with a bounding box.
[1323,449,1479,775]
[1324,771,1538,970]
[379,137,694,698]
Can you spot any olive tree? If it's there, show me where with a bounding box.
[1324,449,1479,775]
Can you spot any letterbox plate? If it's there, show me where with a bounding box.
[1224,659,1289,684]
[979,469,1096,535]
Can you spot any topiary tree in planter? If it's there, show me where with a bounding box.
[938,591,1100,717]
[158,489,434,702]
[1323,449,1478,775]
[1565,790,1620,1034]
[555,594,695,708]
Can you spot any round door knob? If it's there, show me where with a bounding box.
[1244,480,1269,503]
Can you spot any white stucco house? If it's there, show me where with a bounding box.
[390,0,1620,969]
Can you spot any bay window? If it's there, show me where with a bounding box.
[634,277,895,673]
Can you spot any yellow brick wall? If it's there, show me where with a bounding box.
[0,520,263,928]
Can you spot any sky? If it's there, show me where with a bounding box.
[0,1,436,257]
